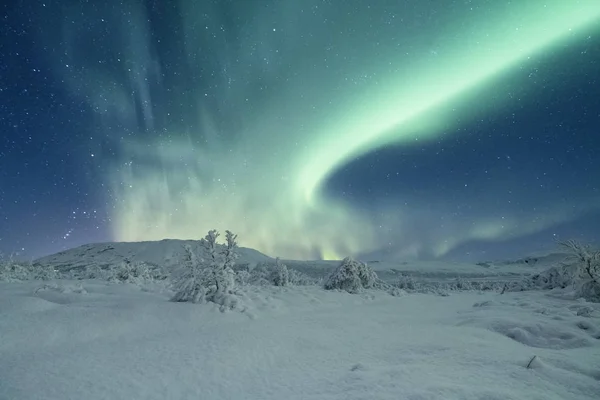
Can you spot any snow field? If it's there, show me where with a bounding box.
[1,281,599,400]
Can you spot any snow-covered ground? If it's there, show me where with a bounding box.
[1,280,599,400]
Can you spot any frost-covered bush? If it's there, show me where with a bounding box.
[453,277,473,291]
[78,264,113,280]
[394,278,447,295]
[526,264,574,290]
[235,269,251,286]
[30,264,59,281]
[287,268,320,286]
[0,254,58,281]
[114,261,154,284]
[272,257,289,287]
[72,261,166,282]
[0,260,30,281]
[396,275,418,291]
[358,261,378,288]
[508,240,600,301]
[243,262,275,286]
[393,276,514,295]
[324,257,378,294]
[243,261,318,286]
[171,230,239,308]
[560,240,600,302]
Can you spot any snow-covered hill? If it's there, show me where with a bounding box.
[34,239,272,272]
[33,239,569,284]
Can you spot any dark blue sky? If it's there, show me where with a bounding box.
[1,0,599,261]
[328,38,600,260]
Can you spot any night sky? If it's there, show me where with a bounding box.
[1,0,599,261]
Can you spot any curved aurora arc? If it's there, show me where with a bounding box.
[112,0,600,260]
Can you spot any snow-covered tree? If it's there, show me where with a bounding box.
[218,230,238,295]
[357,260,378,289]
[324,257,378,293]
[172,230,239,306]
[171,245,211,303]
[272,257,289,287]
[114,260,154,284]
[222,230,239,269]
[560,240,600,302]
[203,230,220,270]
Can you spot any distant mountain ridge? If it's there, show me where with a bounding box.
[34,239,273,271]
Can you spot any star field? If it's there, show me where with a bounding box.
[0,0,599,261]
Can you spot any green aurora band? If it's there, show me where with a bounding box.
[106,0,600,259]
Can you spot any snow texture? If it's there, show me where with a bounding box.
[1,280,599,400]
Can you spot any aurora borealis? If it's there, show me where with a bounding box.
[1,0,600,260]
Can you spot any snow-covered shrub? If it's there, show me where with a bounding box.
[396,275,418,291]
[272,257,289,287]
[219,230,238,294]
[503,240,600,300]
[0,261,30,281]
[324,257,378,294]
[30,264,59,281]
[79,264,113,280]
[393,276,513,295]
[114,261,154,284]
[324,257,363,293]
[358,261,378,289]
[287,268,320,286]
[235,269,251,286]
[396,279,447,295]
[560,240,600,302]
[242,261,318,287]
[0,254,58,281]
[244,262,274,286]
[453,277,473,291]
[527,264,574,290]
[73,261,166,282]
[171,230,239,308]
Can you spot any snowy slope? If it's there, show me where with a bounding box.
[34,239,272,272]
[1,280,599,399]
